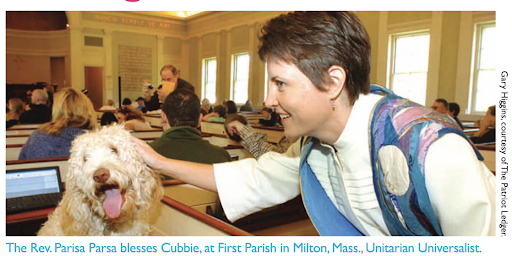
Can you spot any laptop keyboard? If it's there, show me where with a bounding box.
[6,193,63,214]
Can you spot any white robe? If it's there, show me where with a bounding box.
[214,93,495,236]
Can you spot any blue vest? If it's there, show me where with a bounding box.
[299,85,483,236]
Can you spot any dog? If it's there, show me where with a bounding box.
[38,125,163,236]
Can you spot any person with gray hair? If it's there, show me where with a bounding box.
[19,89,52,124]
[142,64,195,111]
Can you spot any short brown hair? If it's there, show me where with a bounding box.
[258,11,371,105]
[162,88,200,127]
[160,64,178,76]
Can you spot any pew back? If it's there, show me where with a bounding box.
[6,136,29,145]
[150,196,251,236]
[6,129,35,135]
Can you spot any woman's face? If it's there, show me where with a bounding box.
[265,60,333,139]
[262,110,271,119]
[116,113,126,122]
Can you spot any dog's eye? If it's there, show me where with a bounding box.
[83,155,87,162]
[110,146,118,154]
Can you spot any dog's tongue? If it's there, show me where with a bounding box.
[103,189,122,219]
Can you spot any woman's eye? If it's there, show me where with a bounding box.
[276,81,285,89]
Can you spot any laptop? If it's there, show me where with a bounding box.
[6,166,64,214]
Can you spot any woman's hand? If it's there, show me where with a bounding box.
[131,136,167,171]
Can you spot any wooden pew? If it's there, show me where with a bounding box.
[6,194,251,236]
[131,130,164,139]
[6,145,24,161]
[5,129,164,145]
[201,121,226,136]
[218,195,318,236]
[161,180,317,236]
[150,196,252,236]
[6,135,30,145]
[476,144,496,174]
[6,129,36,135]
[6,135,252,162]
[163,180,219,215]
[8,124,41,129]
[200,121,284,143]
[238,112,264,122]
[143,113,163,127]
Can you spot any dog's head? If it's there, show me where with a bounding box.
[67,124,163,222]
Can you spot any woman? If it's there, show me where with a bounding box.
[19,88,97,159]
[239,100,255,112]
[225,100,238,115]
[202,105,227,122]
[471,105,496,144]
[201,98,213,114]
[448,102,464,129]
[6,98,24,128]
[116,107,152,131]
[132,12,494,236]
[251,107,279,126]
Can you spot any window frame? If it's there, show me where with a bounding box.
[201,57,218,105]
[230,52,250,104]
[387,30,431,105]
[468,21,496,115]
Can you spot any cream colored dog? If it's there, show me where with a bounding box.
[38,125,163,236]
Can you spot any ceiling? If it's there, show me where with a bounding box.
[135,11,207,20]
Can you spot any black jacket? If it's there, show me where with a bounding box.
[19,104,52,124]
[144,78,195,111]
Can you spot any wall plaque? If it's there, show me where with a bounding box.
[118,45,152,91]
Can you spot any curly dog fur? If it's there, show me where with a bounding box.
[38,125,163,236]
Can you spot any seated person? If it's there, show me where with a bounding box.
[100,112,118,126]
[471,105,495,144]
[19,89,52,124]
[202,105,227,122]
[6,98,24,128]
[239,100,255,112]
[252,107,280,126]
[122,98,133,109]
[99,99,117,111]
[225,114,298,159]
[116,108,152,131]
[448,102,464,129]
[201,98,213,114]
[142,83,161,111]
[431,98,448,114]
[135,97,146,112]
[148,89,231,180]
[225,100,238,115]
[19,88,97,160]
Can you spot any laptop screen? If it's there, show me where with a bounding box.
[6,166,62,199]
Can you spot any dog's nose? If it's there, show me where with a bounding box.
[93,168,110,183]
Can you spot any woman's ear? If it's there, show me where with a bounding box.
[326,65,346,100]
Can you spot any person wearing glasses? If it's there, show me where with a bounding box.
[142,64,195,111]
